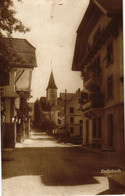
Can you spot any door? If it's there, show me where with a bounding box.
[4,123,15,148]
[107,114,113,146]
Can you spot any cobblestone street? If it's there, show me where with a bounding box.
[2,131,125,196]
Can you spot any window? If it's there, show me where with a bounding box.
[58,119,61,124]
[79,120,83,124]
[70,107,74,113]
[107,41,113,65]
[70,117,74,123]
[70,127,74,134]
[107,76,113,98]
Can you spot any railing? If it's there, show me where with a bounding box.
[80,92,104,111]
[83,68,101,83]
[82,101,92,111]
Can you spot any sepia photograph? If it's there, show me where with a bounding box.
[0,0,125,195]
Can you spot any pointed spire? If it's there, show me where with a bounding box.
[46,70,57,90]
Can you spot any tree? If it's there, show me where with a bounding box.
[40,98,51,111]
[40,118,55,135]
[34,99,43,129]
[34,99,56,133]
[17,91,32,121]
[0,0,30,71]
[0,0,29,37]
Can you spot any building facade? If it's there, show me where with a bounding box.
[0,38,37,148]
[41,70,83,143]
[72,0,124,152]
[57,91,83,143]
[66,90,83,139]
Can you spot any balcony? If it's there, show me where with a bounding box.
[83,68,102,90]
[82,101,92,111]
[81,92,104,112]
[79,18,120,68]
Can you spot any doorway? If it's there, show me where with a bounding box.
[107,113,113,146]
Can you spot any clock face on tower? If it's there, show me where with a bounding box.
[50,90,54,93]
[47,89,57,103]
[50,93,55,98]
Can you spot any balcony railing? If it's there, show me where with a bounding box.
[80,92,104,111]
[79,17,120,68]
[83,67,101,84]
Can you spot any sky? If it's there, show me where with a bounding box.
[13,0,89,102]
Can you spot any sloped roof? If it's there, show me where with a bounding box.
[66,93,81,104]
[60,93,75,101]
[78,0,122,33]
[3,38,37,68]
[46,71,57,90]
[95,0,122,15]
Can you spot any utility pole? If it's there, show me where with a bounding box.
[65,89,67,142]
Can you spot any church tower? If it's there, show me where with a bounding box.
[46,70,57,106]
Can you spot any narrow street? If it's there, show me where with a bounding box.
[2,131,125,196]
